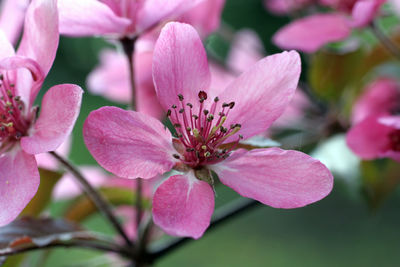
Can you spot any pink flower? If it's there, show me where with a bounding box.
[346,78,400,161]
[264,0,314,15]
[0,0,29,45]
[58,0,205,38]
[0,0,83,227]
[273,0,386,52]
[83,22,333,239]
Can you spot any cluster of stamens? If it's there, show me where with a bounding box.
[168,91,242,168]
[0,73,29,150]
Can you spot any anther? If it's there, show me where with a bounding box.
[178,94,184,101]
[222,102,230,108]
[187,103,193,108]
[198,91,208,101]
[201,145,207,150]
[171,104,177,109]
[229,102,235,109]
[203,109,209,115]
[173,154,180,159]
[192,115,198,120]
[179,108,184,113]
[204,151,211,157]
[166,109,171,116]
[186,127,191,131]
[173,123,181,128]
[207,115,214,122]
[214,97,219,102]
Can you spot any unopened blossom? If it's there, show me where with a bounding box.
[58,0,205,38]
[0,0,83,227]
[347,78,400,161]
[84,22,333,239]
[273,0,386,52]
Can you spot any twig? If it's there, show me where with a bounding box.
[370,21,400,61]
[49,151,133,247]
[149,198,260,261]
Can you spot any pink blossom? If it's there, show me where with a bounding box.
[264,0,314,15]
[273,0,386,52]
[0,0,83,226]
[83,22,333,239]
[58,0,205,38]
[346,78,400,161]
[0,0,29,45]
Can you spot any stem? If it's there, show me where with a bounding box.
[0,240,131,258]
[370,21,400,61]
[120,37,144,237]
[49,152,133,247]
[150,198,260,261]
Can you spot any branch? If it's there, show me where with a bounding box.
[149,198,260,261]
[370,21,400,61]
[49,152,133,247]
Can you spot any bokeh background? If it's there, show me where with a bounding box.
[18,0,400,266]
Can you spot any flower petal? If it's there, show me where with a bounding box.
[136,0,203,34]
[0,30,15,60]
[153,22,211,111]
[21,84,83,154]
[152,174,214,239]
[35,137,71,170]
[211,148,333,209]
[350,0,385,28]
[17,0,59,76]
[219,51,301,140]
[83,106,176,179]
[273,14,351,53]
[0,0,29,45]
[58,0,131,36]
[346,115,392,160]
[0,147,39,226]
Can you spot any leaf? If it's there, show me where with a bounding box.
[308,48,366,102]
[64,187,151,222]
[0,217,93,262]
[21,168,63,217]
[360,159,400,210]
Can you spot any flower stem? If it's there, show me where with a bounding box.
[49,151,133,247]
[370,21,400,61]
[149,198,260,261]
[120,37,144,237]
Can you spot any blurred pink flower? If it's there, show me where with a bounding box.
[83,22,333,239]
[0,0,83,227]
[58,0,206,38]
[264,0,314,15]
[347,78,400,161]
[273,0,386,52]
[0,0,29,44]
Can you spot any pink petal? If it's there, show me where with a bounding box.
[219,51,301,140]
[264,0,313,14]
[0,30,15,60]
[58,0,131,37]
[350,0,385,28]
[212,148,333,209]
[0,0,29,45]
[36,137,71,170]
[53,166,108,199]
[152,174,214,239]
[378,115,400,129]
[178,0,225,37]
[17,0,59,76]
[153,22,211,111]
[83,106,176,179]
[0,147,39,226]
[273,14,351,53]
[346,115,392,159]
[21,84,83,154]
[352,77,400,124]
[136,0,203,34]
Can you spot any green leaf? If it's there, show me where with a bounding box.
[64,187,151,222]
[308,48,366,102]
[360,159,400,210]
[21,168,63,217]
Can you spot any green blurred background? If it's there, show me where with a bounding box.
[26,0,400,266]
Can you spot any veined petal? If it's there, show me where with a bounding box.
[0,30,15,60]
[273,14,351,53]
[211,148,333,209]
[21,84,83,154]
[152,174,214,239]
[83,106,176,179]
[58,0,131,36]
[153,22,211,111]
[0,147,39,226]
[17,0,59,76]
[219,51,301,140]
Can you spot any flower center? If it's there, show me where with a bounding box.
[0,73,30,151]
[389,130,400,152]
[168,91,242,168]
